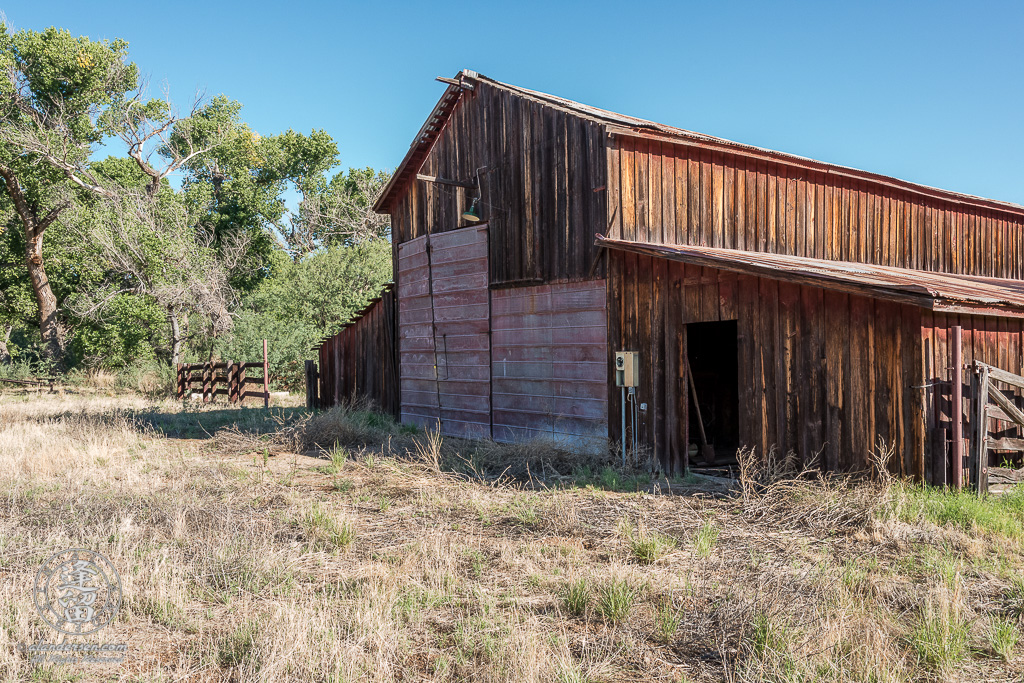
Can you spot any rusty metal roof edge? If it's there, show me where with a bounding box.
[595,236,1024,316]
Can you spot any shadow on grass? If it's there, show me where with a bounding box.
[132,405,310,440]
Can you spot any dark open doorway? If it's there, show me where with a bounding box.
[686,320,739,465]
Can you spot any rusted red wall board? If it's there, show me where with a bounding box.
[398,225,492,438]
[491,279,608,450]
[397,234,437,426]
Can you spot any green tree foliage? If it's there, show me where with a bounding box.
[285,166,391,256]
[217,238,392,387]
[179,105,340,286]
[1,22,394,389]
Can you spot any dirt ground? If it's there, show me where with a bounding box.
[0,391,1022,682]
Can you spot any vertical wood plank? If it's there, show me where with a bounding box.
[760,277,779,453]
[824,290,848,471]
[737,274,759,455]
[778,282,799,458]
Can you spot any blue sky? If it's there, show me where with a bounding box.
[6,1,1024,204]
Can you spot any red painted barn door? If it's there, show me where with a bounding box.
[397,225,491,438]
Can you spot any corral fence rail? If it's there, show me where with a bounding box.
[176,340,271,407]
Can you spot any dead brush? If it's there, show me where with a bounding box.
[290,397,421,455]
[212,424,293,456]
[736,442,893,532]
[210,407,306,456]
[466,438,615,480]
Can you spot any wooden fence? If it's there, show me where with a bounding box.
[308,285,398,416]
[176,341,271,407]
[970,360,1024,493]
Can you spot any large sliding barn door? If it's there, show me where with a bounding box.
[397,225,491,438]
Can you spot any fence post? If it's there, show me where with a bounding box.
[305,360,319,409]
[227,361,235,404]
[263,339,269,409]
[975,362,989,495]
[203,362,210,404]
[239,363,247,405]
[176,363,183,399]
[951,326,963,490]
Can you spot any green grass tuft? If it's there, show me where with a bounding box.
[596,579,635,623]
[893,484,1024,540]
[217,621,259,670]
[693,519,719,559]
[302,503,355,551]
[911,600,970,670]
[989,616,1019,662]
[655,598,682,642]
[561,578,591,617]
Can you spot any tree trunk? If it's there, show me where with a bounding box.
[0,323,12,364]
[26,237,67,371]
[0,165,69,371]
[168,310,182,366]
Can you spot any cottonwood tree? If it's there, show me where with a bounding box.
[0,24,136,368]
[0,22,236,369]
[180,122,343,264]
[285,166,392,258]
[70,183,248,365]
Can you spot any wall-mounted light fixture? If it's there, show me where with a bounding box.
[462,197,481,222]
[462,168,484,222]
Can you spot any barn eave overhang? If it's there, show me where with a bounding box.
[596,236,1024,319]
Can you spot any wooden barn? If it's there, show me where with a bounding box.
[313,70,1024,487]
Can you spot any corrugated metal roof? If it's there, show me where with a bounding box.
[375,70,1024,218]
[596,235,1024,318]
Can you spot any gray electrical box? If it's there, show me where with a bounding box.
[614,351,639,387]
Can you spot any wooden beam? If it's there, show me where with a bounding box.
[988,405,1016,422]
[976,361,1024,391]
[435,76,475,90]
[986,437,1024,451]
[976,364,990,493]
[988,383,1024,427]
[952,326,963,489]
[416,173,478,189]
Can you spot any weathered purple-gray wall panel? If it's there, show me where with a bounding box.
[398,226,492,439]
[491,279,609,450]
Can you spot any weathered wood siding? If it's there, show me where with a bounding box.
[389,81,607,285]
[609,250,926,476]
[316,287,399,417]
[606,136,1024,278]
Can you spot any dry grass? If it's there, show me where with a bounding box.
[1,392,1023,681]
